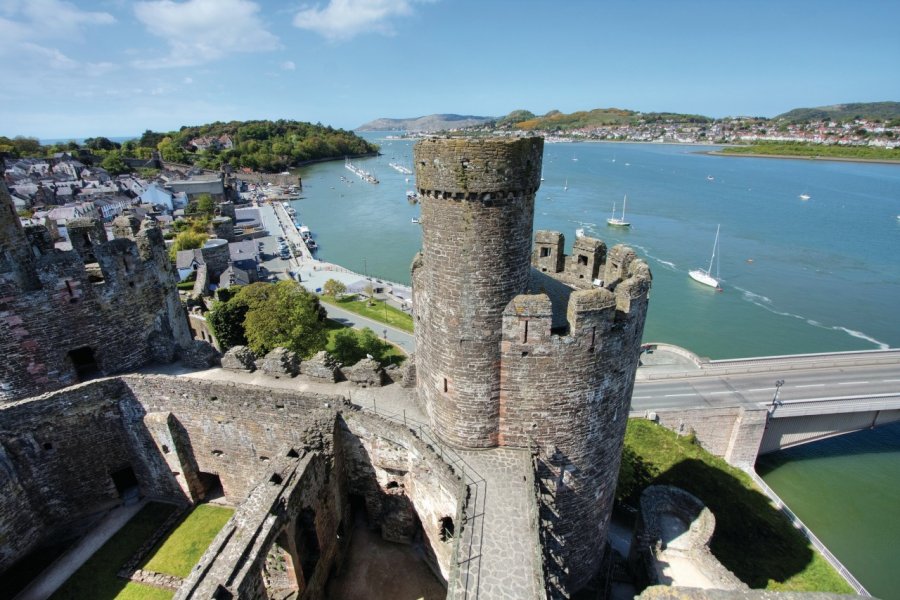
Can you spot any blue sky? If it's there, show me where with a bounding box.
[1,0,898,139]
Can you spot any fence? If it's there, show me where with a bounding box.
[744,468,870,596]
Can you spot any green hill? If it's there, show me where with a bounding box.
[498,107,712,131]
[130,119,378,172]
[776,102,900,123]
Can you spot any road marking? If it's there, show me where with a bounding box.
[664,393,695,398]
[746,388,770,392]
[633,396,653,399]
[883,379,900,383]
[795,384,825,388]
[838,381,868,385]
[709,391,735,395]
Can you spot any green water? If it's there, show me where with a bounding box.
[293,136,900,595]
[757,422,900,599]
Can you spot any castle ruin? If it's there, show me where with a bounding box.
[0,138,652,599]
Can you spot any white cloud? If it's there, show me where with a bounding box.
[293,0,429,41]
[281,60,296,71]
[133,0,279,68]
[0,0,114,41]
[183,76,194,84]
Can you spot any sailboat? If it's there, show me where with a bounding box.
[564,179,568,191]
[799,192,811,200]
[689,225,722,290]
[607,195,630,227]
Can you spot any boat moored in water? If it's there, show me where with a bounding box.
[689,224,722,290]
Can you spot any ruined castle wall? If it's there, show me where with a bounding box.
[413,137,543,448]
[0,186,190,404]
[123,375,344,502]
[500,265,651,592]
[0,378,181,571]
[339,409,464,582]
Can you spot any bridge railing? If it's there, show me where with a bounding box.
[638,347,900,381]
[743,468,871,596]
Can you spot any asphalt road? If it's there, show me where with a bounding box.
[631,363,900,412]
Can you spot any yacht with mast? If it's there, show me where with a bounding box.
[606,195,630,227]
[689,224,722,290]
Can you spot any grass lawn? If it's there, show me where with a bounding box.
[51,502,177,600]
[618,419,853,594]
[320,294,414,333]
[721,142,900,162]
[142,504,234,578]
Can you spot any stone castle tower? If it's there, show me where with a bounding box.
[0,181,193,403]
[411,137,652,594]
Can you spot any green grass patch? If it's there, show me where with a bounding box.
[142,504,233,578]
[721,142,899,161]
[320,294,414,333]
[51,502,177,600]
[618,419,854,593]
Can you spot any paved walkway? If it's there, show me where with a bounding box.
[15,500,147,600]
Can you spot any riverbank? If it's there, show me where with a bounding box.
[707,149,900,165]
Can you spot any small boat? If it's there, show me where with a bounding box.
[575,227,585,238]
[306,239,318,250]
[706,175,715,181]
[799,193,811,200]
[564,179,568,191]
[607,195,631,227]
[411,217,420,224]
[689,224,722,290]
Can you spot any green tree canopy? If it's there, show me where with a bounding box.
[329,327,392,366]
[322,278,347,297]
[240,281,328,357]
[169,230,208,260]
[100,150,129,175]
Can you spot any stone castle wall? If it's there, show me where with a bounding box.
[412,137,544,448]
[0,182,191,404]
[0,374,464,591]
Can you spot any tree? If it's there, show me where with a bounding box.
[208,296,250,350]
[241,281,328,357]
[323,278,347,298]
[169,230,207,260]
[101,151,129,175]
[195,193,215,216]
[85,136,120,151]
[330,327,392,366]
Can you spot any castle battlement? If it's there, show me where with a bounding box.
[411,137,652,593]
[0,181,192,404]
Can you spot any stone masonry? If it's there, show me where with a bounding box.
[412,137,652,596]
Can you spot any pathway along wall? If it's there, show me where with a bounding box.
[412,137,543,447]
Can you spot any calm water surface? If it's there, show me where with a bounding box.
[293,136,900,596]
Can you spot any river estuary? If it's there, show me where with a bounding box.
[292,135,900,598]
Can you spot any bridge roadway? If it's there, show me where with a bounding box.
[631,348,900,414]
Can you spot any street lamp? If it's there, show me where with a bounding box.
[772,379,785,408]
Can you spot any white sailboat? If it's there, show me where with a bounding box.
[607,195,630,227]
[689,225,722,290]
[799,192,811,200]
[564,179,568,191]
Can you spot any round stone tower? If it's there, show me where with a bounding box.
[412,137,543,447]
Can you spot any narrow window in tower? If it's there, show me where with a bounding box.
[540,247,551,258]
[522,320,529,343]
[443,378,448,393]
[64,280,77,303]
[578,254,588,266]
[589,326,596,353]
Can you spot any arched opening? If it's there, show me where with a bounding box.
[439,516,455,542]
[110,465,139,503]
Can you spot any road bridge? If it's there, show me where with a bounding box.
[629,346,900,466]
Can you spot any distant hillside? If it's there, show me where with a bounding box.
[497,108,712,130]
[776,102,900,123]
[357,114,495,132]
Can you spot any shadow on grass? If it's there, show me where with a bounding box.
[648,458,813,588]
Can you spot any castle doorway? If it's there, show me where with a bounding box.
[68,347,99,381]
[198,471,225,502]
